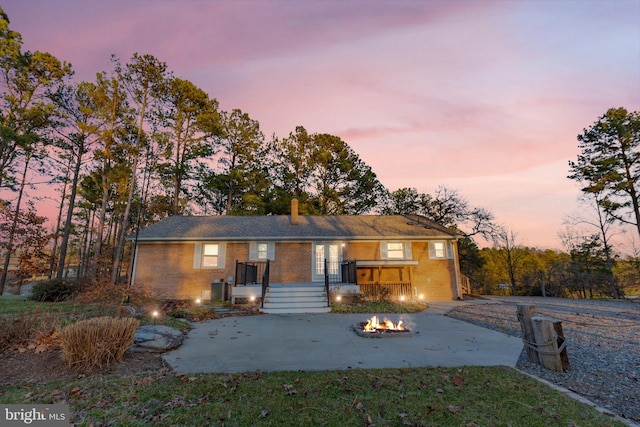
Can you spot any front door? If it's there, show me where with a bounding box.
[312,242,342,282]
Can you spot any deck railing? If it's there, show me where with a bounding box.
[341,261,357,284]
[358,281,411,301]
[234,261,267,285]
[460,274,471,295]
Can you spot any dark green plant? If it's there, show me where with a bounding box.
[29,279,81,302]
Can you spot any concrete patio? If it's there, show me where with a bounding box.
[163,300,523,374]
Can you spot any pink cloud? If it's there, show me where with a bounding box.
[2,0,639,250]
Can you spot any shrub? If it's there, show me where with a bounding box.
[75,279,154,307]
[59,316,140,370]
[163,300,216,322]
[30,279,80,302]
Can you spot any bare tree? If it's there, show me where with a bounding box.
[492,227,526,296]
[563,192,621,298]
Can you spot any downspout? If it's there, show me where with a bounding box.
[451,239,462,300]
[129,244,139,293]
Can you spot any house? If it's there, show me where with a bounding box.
[129,200,464,312]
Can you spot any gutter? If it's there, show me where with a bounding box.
[128,235,460,243]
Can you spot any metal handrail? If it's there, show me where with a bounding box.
[261,259,270,308]
[341,260,357,284]
[324,258,330,307]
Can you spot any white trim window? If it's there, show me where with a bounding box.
[202,244,219,267]
[380,241,412,260]
[387,242,404,259]
[193,242,226,269]
[429,241,452,259]
[249,242,275,261]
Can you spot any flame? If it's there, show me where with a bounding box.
[362,315,405,332]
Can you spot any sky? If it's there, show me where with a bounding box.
[3,0,640,250]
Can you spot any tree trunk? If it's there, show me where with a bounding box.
[57,145,84,280]
[91,174,109,281]
[111,89,147,284]
[48,161,71,279]
[0,154,30,294]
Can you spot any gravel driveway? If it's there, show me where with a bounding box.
[445,296,640,424]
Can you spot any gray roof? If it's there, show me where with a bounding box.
[130,214,459,242]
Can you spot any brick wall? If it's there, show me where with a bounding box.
[133,241,315,299]
[133,242,221,300]
[271,242,312,282]
[133,239,458,301]
[410,241,458,300]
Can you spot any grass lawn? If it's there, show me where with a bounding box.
[0,295,115,316]
[331,300,428,314]
[0,365,625,426]
[0,296,627,426]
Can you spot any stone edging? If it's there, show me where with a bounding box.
[515,368,639,427]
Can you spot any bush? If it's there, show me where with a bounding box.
[59,316,139,370]
[30,279,80,302]
[162,300,216,322]
[75,279,154,307]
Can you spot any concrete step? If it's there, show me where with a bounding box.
[261,285,330,314]
[263,299,328,308]
[262,306,331,314]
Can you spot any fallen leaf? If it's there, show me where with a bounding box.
[453,374,464,387]
[399,413,412,426]
[447,405,461,413]
[259,409,271,418]
[283,384,297,395]
[34,344,48,354]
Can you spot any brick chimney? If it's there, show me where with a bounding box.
[290,198,299,225]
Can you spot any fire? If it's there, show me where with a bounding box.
[362,315,405,332]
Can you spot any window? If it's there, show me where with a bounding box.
[381,241,412,260]
[249,242,275,261]
[429,241,450,259]
[257,243,268,260]
[193,242,226,269]
[202,244,219,267]
[387,242,405,259]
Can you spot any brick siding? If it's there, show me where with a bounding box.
[133,240,458,301]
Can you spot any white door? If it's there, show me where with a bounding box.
[312,242,342,282]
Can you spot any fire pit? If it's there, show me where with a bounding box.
[352,315,415,338]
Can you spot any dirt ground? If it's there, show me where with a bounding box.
[0,348,167,388]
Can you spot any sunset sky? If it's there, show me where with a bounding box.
[3,0,639,249]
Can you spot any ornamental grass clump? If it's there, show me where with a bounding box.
[59,316,139,370]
